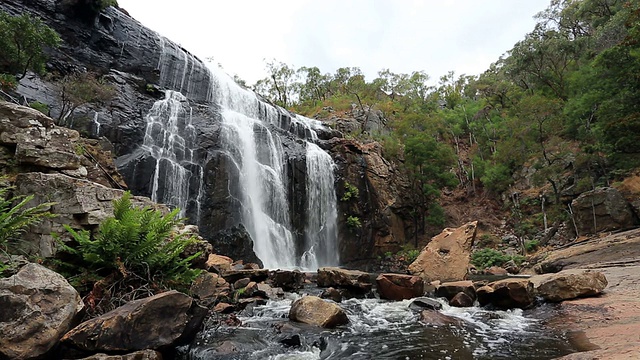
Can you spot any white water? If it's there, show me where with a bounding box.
[142,35,339,269]
[141,90,201,218]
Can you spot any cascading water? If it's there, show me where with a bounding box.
[140,33,339,269]
[302,142,339,268]
[140,90,201,219]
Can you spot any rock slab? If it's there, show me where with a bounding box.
[408,221,477,282]
[376,273,424,300]
[531,270,608,302]
[61,290,195,352]
[0,263,84,360]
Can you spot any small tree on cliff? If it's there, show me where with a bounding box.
[0,11,61,81]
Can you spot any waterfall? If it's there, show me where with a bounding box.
[141,90,201,219]
[142,32,338,269]
[302,142,339,269]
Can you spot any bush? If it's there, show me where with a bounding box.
[0,11,61,79]
[29,101,49,115]
[470,248,525,269]
[346,215,361,228]
[340,182,359,202]
[58,192,201,301]
[57,72,115,124]
[525,240,539,253]
[0,73,17,91]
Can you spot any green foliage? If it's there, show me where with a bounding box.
[29,101,48,115]
[340,182,359,202]
[480,163,513,194]
[470,248,525,269]
[0,73,17,91]
[524,240,539,253]
[59,192,201,290]
[0,11,61,79]
[57,72,115,124]
[346,215,361,229]
[397,245,420,263]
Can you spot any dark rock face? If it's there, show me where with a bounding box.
[328,139,413,267]
[213,225,263,268]
[571,187,637,235]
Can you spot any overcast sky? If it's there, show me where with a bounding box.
[117,0,550,85]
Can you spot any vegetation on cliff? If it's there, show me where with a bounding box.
[251,0,640,247]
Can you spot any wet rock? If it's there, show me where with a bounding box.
[0,263,84,360]
[254,283,284,299]
[480,279,534,309]
[531,270,608,302]
[222,269,269,284]
[213,303,234,314]
[449,292,474,307]
[280,334,302,347]
[376,273,424,301]
[320,287,343,303]
[61,290,198,352]
[419,310,463,327]
[409,221,477,282]
[317,267,372,294]
[435,281,476,301]
[233,278,251,290]
[410,297,443,311]
[189,272,229,302]
[205,254,233,272]
[289,296,349,328]
[236,297,267,312]
[216,341,240,354]
[571,187,636,235]
[178,225,213,268]
[212,225,263,269]
[78,350,162,360]
[269,269,305,291]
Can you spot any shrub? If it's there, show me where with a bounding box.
[525,240,539,253]
[340,182,359,202]
[470,248,525,269]
[58,192,201,300]
[0,73,17,91]
[29,101,49,115]
[346,215,361,228]
[57,72,115,124]
[0,11,61,79]
[0,178,55,275]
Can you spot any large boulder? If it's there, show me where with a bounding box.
[211,225,263,268]
[419,310,463,327]
[288,296,349,328]
[78,350,162,360]
[408,221,478,282]
[13,172,164,257]
[189,272,230,303]
[317,267,372,294]
[477,279,534,309]
[531,270,608,302]
[61,290,200,352]
[0,263,84,360]
[269,270,305,291]
[376,273,424,300]
[435,281,476,301]
[571,187,636,235]
[0,101,82,170]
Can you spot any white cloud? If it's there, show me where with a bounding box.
[117,0,549,84]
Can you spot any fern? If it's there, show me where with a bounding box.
[60,191,201,289]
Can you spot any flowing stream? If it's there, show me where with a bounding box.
[178,294,576,359]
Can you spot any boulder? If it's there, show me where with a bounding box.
[61,290,199,352]
[288,296,349,328]
[479,279,534,309]
[189,272,230,302]
[571,187,636,235]
[376,273,424,300]
[253,283,284,299]
[320,287,343,303]
[205,254,233,272]
[269,269,305,291]
[410,297,443,311]
[435,281,476,301]
[419,310,463,327]
[408,221,477,282]
[233,278,251,290]
[0,101,82,170]
[484,266,509,276]
[317,267,372,294]
[449,292,475,307]
[531,270,608,302]
[0,263,84,360]
[212,225,263,268]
